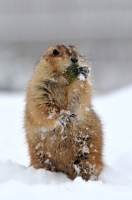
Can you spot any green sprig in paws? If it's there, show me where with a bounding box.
[62,65,79,83]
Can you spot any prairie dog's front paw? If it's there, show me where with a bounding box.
[78,66,90,79]
[59,110,76,126]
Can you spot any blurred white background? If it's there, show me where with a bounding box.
[0,0,132,94]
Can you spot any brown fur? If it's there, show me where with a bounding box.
[24,45,104,181]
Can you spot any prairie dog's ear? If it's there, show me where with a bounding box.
[68,45,77,53]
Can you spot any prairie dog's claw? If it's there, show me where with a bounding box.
[70,114,76,118]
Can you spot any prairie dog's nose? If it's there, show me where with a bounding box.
[71,54,78,63]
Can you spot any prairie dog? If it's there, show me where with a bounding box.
[24,45,104,181]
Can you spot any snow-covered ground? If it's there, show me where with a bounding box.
[0,86,132,200]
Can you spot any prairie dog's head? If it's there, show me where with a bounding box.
[40,45,88,74]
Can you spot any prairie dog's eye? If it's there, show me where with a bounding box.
[53,49,60,56]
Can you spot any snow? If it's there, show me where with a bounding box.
[0,86,132,200]
[78,73,85,81]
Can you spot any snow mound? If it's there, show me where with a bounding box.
[0,161,68,185]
